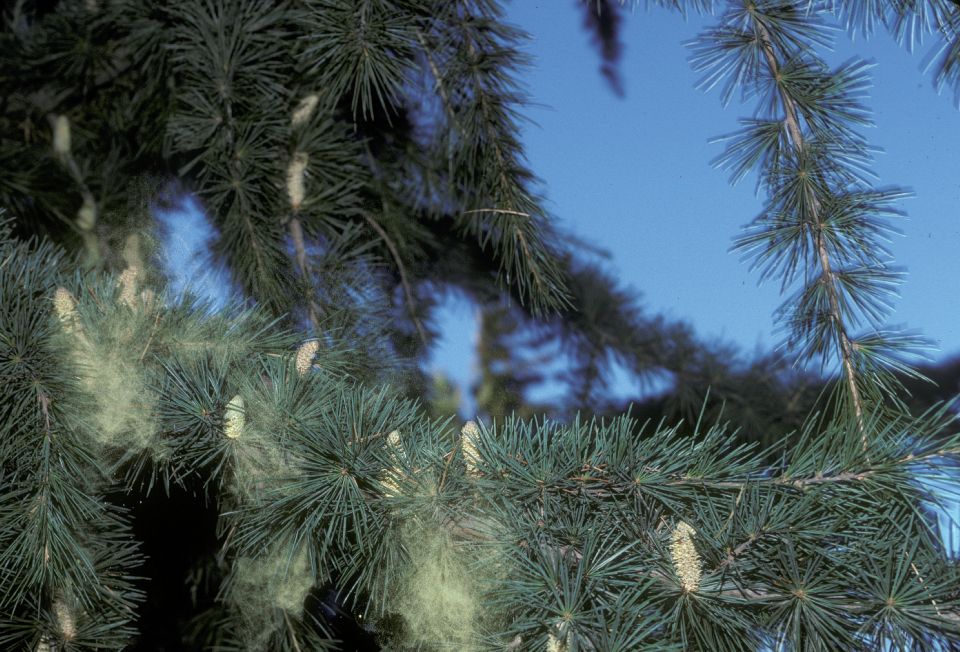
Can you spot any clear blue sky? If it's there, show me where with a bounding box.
[427,3,960,406]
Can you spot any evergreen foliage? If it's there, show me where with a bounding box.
[690,1,931,430]
[2,1,960,650]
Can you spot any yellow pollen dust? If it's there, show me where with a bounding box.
[547,632,563,652]
[380,429,404,497]
[76,196,96,232]
[387,429,401,448]
[546,624,573,652]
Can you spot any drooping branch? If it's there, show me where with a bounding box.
[750,12,867,444]
[419,2,571,314]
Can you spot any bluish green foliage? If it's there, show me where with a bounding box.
[3,1,960,650]
[689,1,943,421]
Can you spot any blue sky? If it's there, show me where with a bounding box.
[426,2,960,406]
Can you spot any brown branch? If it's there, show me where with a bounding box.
[287,216,321,333]
[217,523,237,568]
[436,444,458,495]
[718,484,747,558]
[751,12,867,448]
[493,460,911,498]
[85,285,104,310]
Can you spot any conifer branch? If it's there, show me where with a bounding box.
[428,2,572,314]
[693,3,929,443]
[750,11,867,445]
[461,29,554,306]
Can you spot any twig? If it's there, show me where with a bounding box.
[139,312,162,363]
[461,208,531,218]
[719,533,760,572]
[85,285,104,310]
[436,443,458,495]
[217,524,237,568]
[721,485,746,540]
[362,213,428,347]
[287,216,321,332]
[910,560,944,618]
[38,390,52,435]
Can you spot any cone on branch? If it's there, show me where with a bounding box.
[224,394,245,440]
[295,339,320,377]
[669,520,701,593]
[461,420,481,477]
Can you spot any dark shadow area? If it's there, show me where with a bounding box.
[111,479,220,652]
[109,470,382,650]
